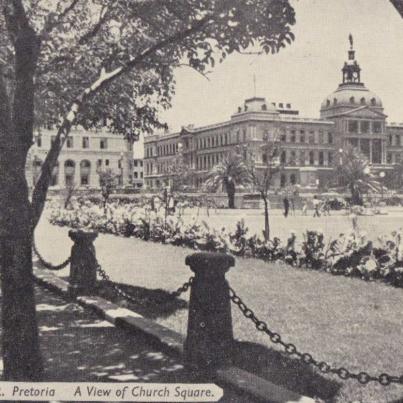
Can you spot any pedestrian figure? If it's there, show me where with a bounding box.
[313,195,321,217]
[283,196,290,218]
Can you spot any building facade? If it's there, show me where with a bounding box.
[26,128,137,190]
[132,158,144,188]
[144,37,403,191]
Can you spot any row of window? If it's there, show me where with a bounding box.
[146,127,334,157]
[279,150,333,166]
[33,159,143,186]
[388,134,403,147]
[196,130,248,150]
[145,143,179,158]
[197,153,224,170]
[347,120,383,134]
[37,136,109,149]
[326,97,378,107]
[280,130,333,145]
[387,152,403,164]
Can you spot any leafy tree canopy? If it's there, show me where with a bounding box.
[1,0,296,140]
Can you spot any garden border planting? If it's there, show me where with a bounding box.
[49,203,403,289]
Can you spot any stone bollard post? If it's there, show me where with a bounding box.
[68,230,98,298]
[184,252,235,370]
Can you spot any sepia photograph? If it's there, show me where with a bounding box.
[1,0,403,402]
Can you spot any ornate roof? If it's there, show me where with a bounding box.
[321,35,383,112]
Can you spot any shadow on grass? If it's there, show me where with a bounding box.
[94,280,188,320]
[232,340,341,402]
[59,275,188,320]
[36,289,189,383]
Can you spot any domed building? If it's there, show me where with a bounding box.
[320,34,388,166]
[144,36,403,195]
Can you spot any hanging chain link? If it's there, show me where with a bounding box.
[96,264,193,304]
[228,285,403,386]
[32,240,71,271]
[34,233,400,387]
[169,277,195,298]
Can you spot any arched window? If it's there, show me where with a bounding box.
[64,160,75,186]
[350,96,355,104]
[80,160,91,186]
[333,98,338,105]
[371,97,376,106]
[360,97,366,105]
[326,99,330,107]
[290,174,297,185]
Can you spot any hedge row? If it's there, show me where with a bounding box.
[49,203,403,288]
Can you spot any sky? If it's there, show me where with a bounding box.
[159,0,403,132]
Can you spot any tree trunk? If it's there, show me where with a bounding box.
[226,181,235,209]
[0,155,43,381]
[350,183,362,206]
[0,14,43,380]
[263,197,270,241]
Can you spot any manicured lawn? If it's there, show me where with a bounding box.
[35,214,403,403]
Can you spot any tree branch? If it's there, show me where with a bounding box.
[77,5,109,45]
[40,0,80,37]
[176,63,211,80]
[30,121,71,228]
[30,12,215,227]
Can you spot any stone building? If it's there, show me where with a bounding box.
[26,127,136,190]
[144,37,403,191]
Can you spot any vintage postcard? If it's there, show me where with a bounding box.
[1,0,403,402]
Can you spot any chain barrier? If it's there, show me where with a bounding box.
[228,285,403,387]
[96,264,194,304]
[32,240,71,271]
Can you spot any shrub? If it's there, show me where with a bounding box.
[48,202,403,289]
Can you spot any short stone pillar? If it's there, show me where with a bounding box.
[184,252,235,370]
[68,230,98,298]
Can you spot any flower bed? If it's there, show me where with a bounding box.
[48,202,403,288]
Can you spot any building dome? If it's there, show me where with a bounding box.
[321,84,382,110]
[320,34,383,113]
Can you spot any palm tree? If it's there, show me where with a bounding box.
[335,145,381,205]
[205,152,250,208]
